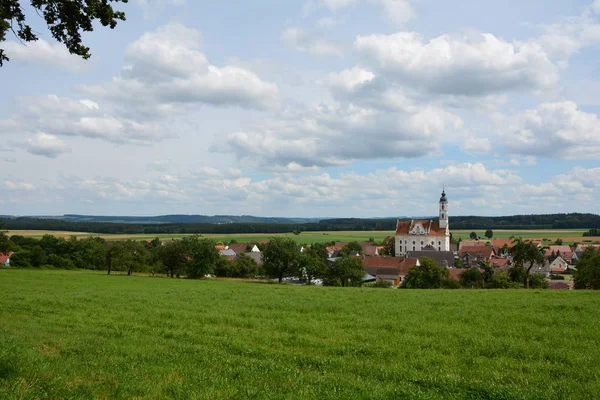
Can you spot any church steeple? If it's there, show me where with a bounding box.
[439,189,448,229]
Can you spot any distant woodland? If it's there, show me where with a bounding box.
[1,213,599,234]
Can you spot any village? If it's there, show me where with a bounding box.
[203,190,598,289]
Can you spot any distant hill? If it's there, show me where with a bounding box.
[1,213,598,235]
[11,214,322,225]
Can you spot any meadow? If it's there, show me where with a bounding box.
[1,270,599,399]
[7,229,598,244]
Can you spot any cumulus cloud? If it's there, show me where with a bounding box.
[354,31,558,96]
[499,101,600,159]
[282,28,344,57]
[24,133,70,158]
[534,2,600,66]
[2,39,89,71]
[2,95,170,145]
[5,180,35,191]
[81,24,279,114]
[213,101,463,168]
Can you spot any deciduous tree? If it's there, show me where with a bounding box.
[262,238,299,283]
[509,237,546,288]
[1,0,128,67]
[485,229,493,239]
[402,257,454,289]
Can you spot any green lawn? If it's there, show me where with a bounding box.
[1,270,599,399]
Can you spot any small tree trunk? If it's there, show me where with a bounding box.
[107,258,112,275]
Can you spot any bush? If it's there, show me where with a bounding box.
[364,280,393,288]
[550,274,565,280]
[9,252,32,268]
[528,273,549,289]
[47,254,76,270]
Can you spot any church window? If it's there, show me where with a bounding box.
[399,245,402,252]
[438,241,441,246]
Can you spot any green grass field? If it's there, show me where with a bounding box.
[1,270,599,399]
[7,229,598,244]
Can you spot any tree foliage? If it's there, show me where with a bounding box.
[459,267,484,289]
[380,236,395,256]
[509,237,546,288]
[469,231,478,240]
[184,236,219,279]
[340,241,362,256]
[485,229,493,239]
[573,248,600,289]
[324,256,364,287]
[1,0,128,67]
[262,238,299,283]
[403,257,455,289]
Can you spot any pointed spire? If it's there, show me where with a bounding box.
[440,187,447,203]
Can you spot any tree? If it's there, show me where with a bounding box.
[487,271,521,289]
[324,255,364,287]
[307,243,328,260]
[380,236,395,256]
[0,231,13,253]
[158,240,188,278]
[232,253,259,278]
[573,248,600,289]
[469,232,478,240]
[185,236,219,279]
[554,238,563,245]
[509,237,546,288]
[262,238,299,283]
[485,229,493,239]
[1,0,128,67]
[111,240,147,276]
[340,241,362,256]
[214,256,234,277]
[402,257,453,289]
[459,267,484,288]
[297,252,326,284]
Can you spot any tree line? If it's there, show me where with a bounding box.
[1,213,598,235]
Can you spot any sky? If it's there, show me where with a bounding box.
[1,0,599,218]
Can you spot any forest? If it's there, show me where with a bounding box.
[1,213,598,234]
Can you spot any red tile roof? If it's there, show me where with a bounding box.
[459,246,494,258]
[490,258,510,268]
[362,256,418,275]
[0,252,14,264]
[447,268,462,281]
[459,240,488,249]
[395,219,447,236]
[544,246,573,259]
[549,281,570,290]
[228,244,249,254]
[491,239,515,249]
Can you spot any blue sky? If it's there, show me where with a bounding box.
[1,0,599,218]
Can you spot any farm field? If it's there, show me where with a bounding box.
[1,270,600,399]
[6,229,598,244]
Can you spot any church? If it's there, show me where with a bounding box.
[395,190,450,256]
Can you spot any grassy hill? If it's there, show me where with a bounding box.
[1,270,599,399]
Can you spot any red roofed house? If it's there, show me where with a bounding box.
[362,256,419,286]
[228,243,260,254]
[0,252,14,266]
[459,240,488,250]
[490,256,510,269]
[545,245,574,263]
[459,246,495,267]
[395,190,450,256]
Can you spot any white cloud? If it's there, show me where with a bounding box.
[282,28,344,57]
[499,101,600,159]
[24,133,70,158]
[461,137,491,155]
[2,95,170,145]
[81,24,279,113]
[213,102,463,168]
[5,180,35,191]
[2,39,89,71]
[354,31,558,96]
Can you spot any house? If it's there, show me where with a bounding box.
[228,243,260,254]
[215,245,227,251]
[447,268,462,282]
[491,239,515,254]
[490,256,510,269]
[0,252,14,266]
[362,256,419,286]
[406,250,455,268]
[459,240,487,250]
[549,256,568,273]
[241,252,263,265]
[335,242,378,256]
[529,260,552,277]
[325,246,338,258]
[219,249,236,257]
[545,245,574,263]
[572,244,600,263]
[395,190,451,256]
[459,246,495,267]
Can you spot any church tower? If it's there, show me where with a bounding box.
[439,189,448,229]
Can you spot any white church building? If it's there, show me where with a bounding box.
[395,190,450,256]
